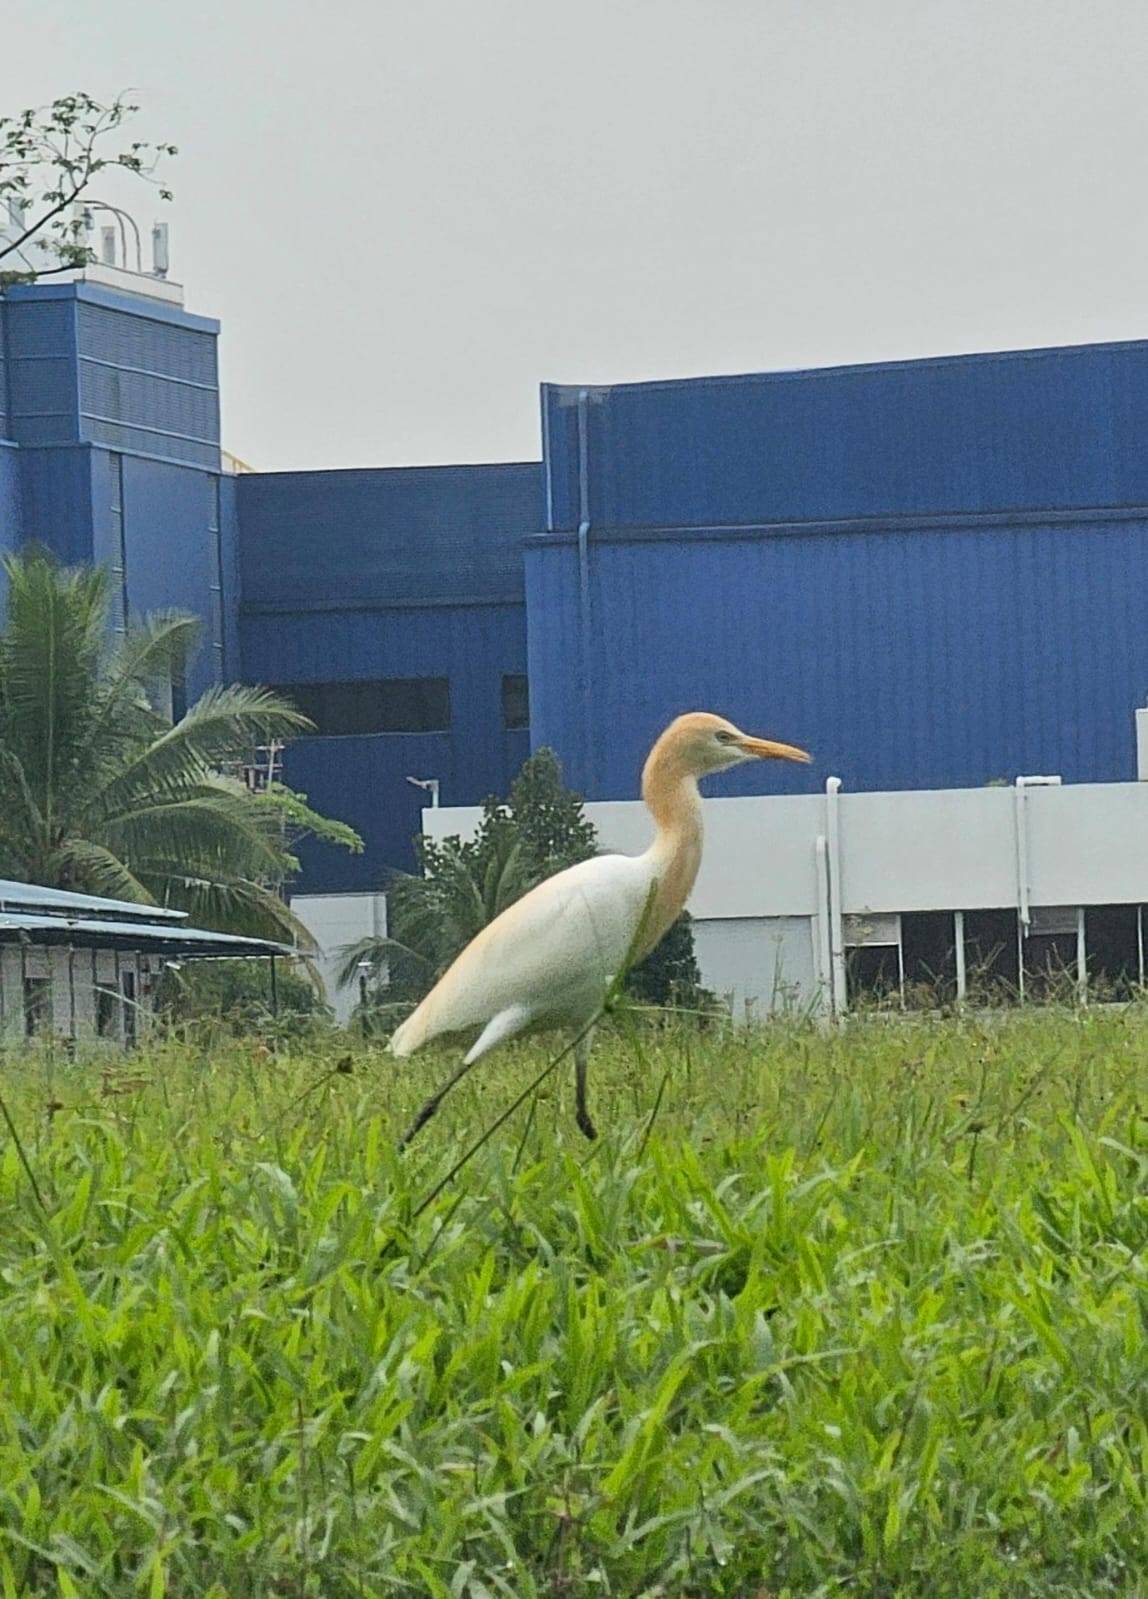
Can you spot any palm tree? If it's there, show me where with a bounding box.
[0,549,359,942]
[338,824,535,1003]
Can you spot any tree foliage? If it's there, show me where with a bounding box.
[342,745,709,1017]
[0,549,361,942]
[152,957,330,1035]
[0,92,176,287]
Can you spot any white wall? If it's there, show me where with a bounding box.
[693,916,819,1022]
[290,892,387,1023]
[419,776,1148,1018]
[0,946,141,1043]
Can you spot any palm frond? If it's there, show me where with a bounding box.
[93,684,314,813]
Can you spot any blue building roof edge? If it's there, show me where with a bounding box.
[3,280,219,335]
[541,334,1148,403]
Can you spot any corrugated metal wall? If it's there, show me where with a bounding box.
[543,341,1148,530]
[0,282,228,692]
[533,341,1148,802]
[2,296,78,448]
[237,463,541,888]
[526,512,1148,799]
[237,463,534,608]
[75,297,220,469]
[0,283,221,468]
[0,301,9,440]
[0,449,21,570]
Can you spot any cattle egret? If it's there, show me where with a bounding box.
[389,712,811,1141]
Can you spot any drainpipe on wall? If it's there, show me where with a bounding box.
[824,777,847,1016]
[575,388,594,790]
[814,835,835,1019]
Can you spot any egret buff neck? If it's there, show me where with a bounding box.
[638,725,707,956]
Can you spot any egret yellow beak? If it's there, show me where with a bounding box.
[737,735,813,764]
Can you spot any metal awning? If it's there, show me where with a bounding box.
[0,878,186,922]
[0,913,290,959]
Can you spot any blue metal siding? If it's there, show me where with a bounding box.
[74,296,220,469]
[218,474,241,680]
[525,515,1148,801]
[3,298,79,447]
[17,446,96,564]
[236,462,541,889]
[2,283,220,468]
[0,301,9,439]
[243,602,531,887]
[120,456,222,697]
[0,446,22,557]
[543,341,1148,531]
[236,462,541,609]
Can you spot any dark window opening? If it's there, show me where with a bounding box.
[846,945,901,1006]
[901,911,958,1007]
[23,977,51,1037]
[963,909,1020,1002]
[502,674,529,731]
[96,985,119,1038]
[272,678,451,736]
[1023,907,1078,1002]
[121,970,137,1046]
[1086,905,1142,1001]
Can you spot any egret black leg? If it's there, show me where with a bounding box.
[574,1027,598,1140]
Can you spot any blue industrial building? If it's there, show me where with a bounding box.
[237,462,538,888]
[532,347,1148,801]
[5,260,1148,899]
[0,277,231,701]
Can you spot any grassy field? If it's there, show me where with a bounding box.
[1,1009,1147,1597]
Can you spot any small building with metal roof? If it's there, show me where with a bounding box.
[0,879,289,1044]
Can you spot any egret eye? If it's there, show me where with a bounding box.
[714,730,737,745]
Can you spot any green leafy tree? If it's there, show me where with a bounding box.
[626,909,713,1013]
[1,92,176,287]
[0,549,361,942]
[342,745,707,1018]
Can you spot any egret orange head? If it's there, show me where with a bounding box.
[650,711,813,778]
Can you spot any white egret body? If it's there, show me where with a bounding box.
[389,712,811,1138]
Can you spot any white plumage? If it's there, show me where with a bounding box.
[390,711,811,1139]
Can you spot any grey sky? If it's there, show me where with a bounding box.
[3,0,1147,471]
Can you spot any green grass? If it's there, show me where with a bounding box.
[1,1009,1148,1596]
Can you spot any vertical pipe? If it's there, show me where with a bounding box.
[814,836,834,1018]
[954,910,966,1003]
[1076,906,1087,1004]
[67,945,76,1039]
[1014,781,1030,933]
[1139,905,1145,991]
[269,954,279,1016]
[541,385,555,530]
[825,778,847,1016]
[575,389,594,792]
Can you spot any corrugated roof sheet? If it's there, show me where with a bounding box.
[0,912,288,958]
[0,879,186,921]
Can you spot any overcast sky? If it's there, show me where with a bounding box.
[3,0,1147,471]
